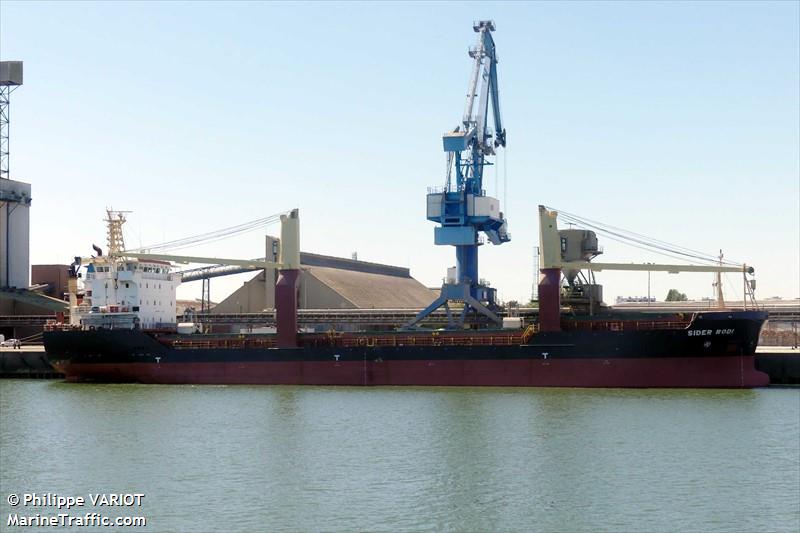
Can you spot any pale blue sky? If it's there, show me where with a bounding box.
[2,1,798,304]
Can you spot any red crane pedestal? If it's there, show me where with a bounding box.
[538,268,561,332]
[275,269,299,348]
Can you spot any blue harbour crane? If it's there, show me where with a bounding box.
[407,20,509,329]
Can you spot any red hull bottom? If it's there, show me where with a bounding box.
[56,356,770,388]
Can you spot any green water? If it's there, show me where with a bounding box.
[1,381,798,532]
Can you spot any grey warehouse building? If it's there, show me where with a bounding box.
[210,236,436,314]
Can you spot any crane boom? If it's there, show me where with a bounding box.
[117,252,282,270]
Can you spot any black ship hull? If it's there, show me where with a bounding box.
[43,311,769,388]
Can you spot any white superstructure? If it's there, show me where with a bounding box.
[64,208,300,331]
[77,257,180,329]
[71,210,181,330]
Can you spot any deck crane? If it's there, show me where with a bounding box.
[407,20,508,329]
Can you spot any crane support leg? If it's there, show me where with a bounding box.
[463,294,500,323]
[405,293,450,329]
[403,281,501,329]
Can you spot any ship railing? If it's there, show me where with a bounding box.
[311,332,525,348]
[171,337,279,350]
[561,320,692,332]
[43,321,82,332]
[170,331,531,350]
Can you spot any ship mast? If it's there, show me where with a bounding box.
[714,250,725,309]
[105,209,128,255]
[104,209,131,270]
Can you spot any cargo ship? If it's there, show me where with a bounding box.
[43,207,770,388]
[42,22,769,387]
[44,311,768,388]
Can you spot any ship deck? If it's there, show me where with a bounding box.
[156,315,694,350]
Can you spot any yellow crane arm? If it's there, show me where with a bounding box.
[559,261,753,275]
[117,252,283,270]
[109,209,301,271]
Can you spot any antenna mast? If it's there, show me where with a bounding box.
[714,250,725,309]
